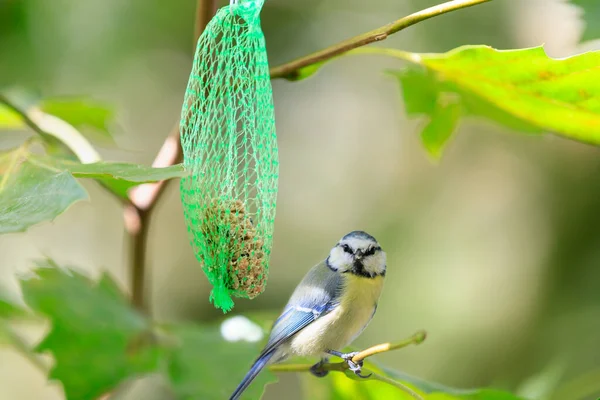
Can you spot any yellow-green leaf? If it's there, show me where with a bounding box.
[30,155,188,198]
[0,105,25,129]
[0,151,88,234]
[383,46,600,148]
[21,260,162,400]
[301,359,524,400]
[420,94,462,159]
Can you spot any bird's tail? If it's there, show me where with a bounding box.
[229,350,276,400]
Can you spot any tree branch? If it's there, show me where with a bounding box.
[269,331,427,399]
[269,0,492,80]
[125,0,494,214]
[351,330,427,362]
[125,0,217,312]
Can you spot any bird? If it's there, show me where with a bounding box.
[230,230,387,400]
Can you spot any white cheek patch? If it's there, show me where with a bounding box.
[363,251,387,275]
[328,247,352,271]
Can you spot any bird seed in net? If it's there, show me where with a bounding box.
[179,0,278,312]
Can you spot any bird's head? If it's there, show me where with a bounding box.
[326,231,386,278]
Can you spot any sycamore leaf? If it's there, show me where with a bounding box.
[293,46,600,154]
[20,261,162,400]
[570,0,600,42]
[420,94,462,159]
[0,105,24,129]
[301,360,524,400]
[30,155,188,198]
[0,149,88,234]
[379,46,600,154]
[0,292,28,347]
[0,290,27,319]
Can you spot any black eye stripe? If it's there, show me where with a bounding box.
[362,246,380,257]
[341,244,353,254]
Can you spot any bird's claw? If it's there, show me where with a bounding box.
[310,360,329,378]
[342,352,371,379]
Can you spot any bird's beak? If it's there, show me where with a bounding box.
[355,250,363,259]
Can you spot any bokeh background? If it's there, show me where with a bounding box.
[1,0,600,399]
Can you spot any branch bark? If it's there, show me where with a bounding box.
[125,0,218,313]
[269,0,492,79]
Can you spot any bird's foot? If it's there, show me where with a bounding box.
[327,350,371,379]
[309,359,329,378]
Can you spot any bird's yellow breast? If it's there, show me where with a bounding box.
[288,274,384,356]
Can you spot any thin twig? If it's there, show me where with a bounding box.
[195,0,219,44]
[351,330,427,363]
[269,0,492,80]
[269,330,426,373]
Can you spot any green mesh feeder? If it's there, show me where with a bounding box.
[179,0,278,312]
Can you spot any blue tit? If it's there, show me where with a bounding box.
[230,230,387,400]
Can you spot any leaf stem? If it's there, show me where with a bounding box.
[0,94,101,163]
[269,0,493,80]
[371,372,423,399]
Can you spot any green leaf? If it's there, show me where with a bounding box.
[427,390,525,400]
[0,150,88,234]
[288,60,330,81]
[31,155,188,198]
[40,97,115,143]
[0,288,31,353]
[165,323,277,400]
[420,95,461,159]
[301,371,417,400]
[0,291,27,319]
[0,321,16,346]
[0,294,24,346]
[381,46,600,151]
[21,260,162,400]
[301,360,523,400]
[0,105,24,129]
[570,0,600,42]
[61,160,188,183]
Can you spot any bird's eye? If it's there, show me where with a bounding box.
[341,244,353,254]
[363,247,375,257]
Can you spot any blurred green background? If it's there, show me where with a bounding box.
[2,0,600,399]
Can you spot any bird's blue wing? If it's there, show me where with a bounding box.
[261,261,343,355]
